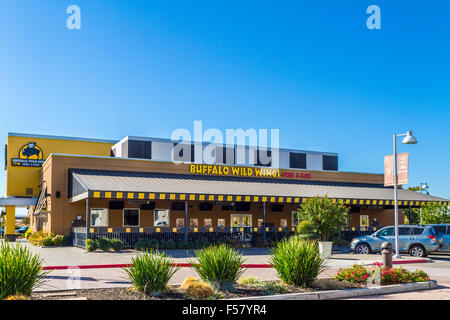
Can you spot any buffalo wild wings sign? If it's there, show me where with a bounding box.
[190,164,312,180]
[11,142,46,167]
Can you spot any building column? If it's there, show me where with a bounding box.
[184,200,188,241]
[86,198,90,240]
[263,202,266,242]
[5,205,16,240]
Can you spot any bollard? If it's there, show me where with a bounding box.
[381,242,393,268]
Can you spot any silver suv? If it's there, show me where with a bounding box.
[351,225,439,257]
[426,224,450,253]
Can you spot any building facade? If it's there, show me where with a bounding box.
[2,132,447,245]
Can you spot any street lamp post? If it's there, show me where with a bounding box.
[393,131,417,258]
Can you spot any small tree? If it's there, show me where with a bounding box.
[297,196,349,241]
[420,202,450,224]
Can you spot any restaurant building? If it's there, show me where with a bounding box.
[1,132,447,245]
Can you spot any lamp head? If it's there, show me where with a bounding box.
[402,131,417,144]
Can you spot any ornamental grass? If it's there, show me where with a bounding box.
[124,250,179,295]
[0,242,49,300]
[270,236,326,287]
[189,244,246,291]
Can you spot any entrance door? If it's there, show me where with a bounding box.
[231,214,252,242]
[231,214,252,228]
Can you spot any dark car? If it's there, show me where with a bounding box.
[16,226,29,234]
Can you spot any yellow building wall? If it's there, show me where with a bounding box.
[6,134,115,197]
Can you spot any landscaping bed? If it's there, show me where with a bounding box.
[30,279,363,300]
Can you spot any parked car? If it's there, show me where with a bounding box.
[426,224,450,253]
[351,225,439,257]
[16,226,29,234]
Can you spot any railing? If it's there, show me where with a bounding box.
[339,226,382,241]
[71,226,381,248]
[71,226,297,248]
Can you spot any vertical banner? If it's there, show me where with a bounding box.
[384,152,409,186]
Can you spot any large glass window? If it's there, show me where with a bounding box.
[154,209,170,227]
[123,209,140,227]
[91,208,109,227]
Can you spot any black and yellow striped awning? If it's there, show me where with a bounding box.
[87,190,448,206]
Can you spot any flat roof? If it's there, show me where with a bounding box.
[8,132,117,144]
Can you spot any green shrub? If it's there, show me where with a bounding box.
[270,236,326,287]
[134,240,148,251]
[85,239,98,252]
[97,238,111,251]
[28,231,52,247]
[238,277,264,287]
[125,250,179,295]
[335,264,370,284]
[52,235,66,246]
[148,239,159,250]
[110,238,124,251]
[159,239,167,250]
[165,239,176,250]
[0,242,49,299]
[189,244,246,291]
[177,240,189,249]
[263,281,288,295]
[42,237,54,247]
[335,263,431,285]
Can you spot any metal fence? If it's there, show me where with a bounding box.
[71,226,381,248]
[71,226,297,248]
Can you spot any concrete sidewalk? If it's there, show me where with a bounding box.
[26,244,429,268]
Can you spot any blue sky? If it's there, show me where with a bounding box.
[0,0,449,209]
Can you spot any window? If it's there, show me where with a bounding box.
[412,227,425,235]
[291,211,299,227]
[258,219,264,227]
[323,155,338,171]
[173,142,194,162]
[154,209,169,227]
[199,202,213,211]
[270,204,284,212]
[109,201,124,210]
[123,209,139,227]
[171,202,185,211]
[91,208,108,227]
[176,218,185,229]
[204,219,212,228]
[289,153,306,169]
[256,149,272,167]
[398,227,411,235]
[235,202,251,212]
[190,218,199,228]
[221,204,234,211]
[218,219,226,228]
[377,227,394,237]
[360,215,369,227]
[433,226,446,234]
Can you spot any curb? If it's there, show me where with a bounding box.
[228,280,438,300]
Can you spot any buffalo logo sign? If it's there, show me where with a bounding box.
[11,142,46,167]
